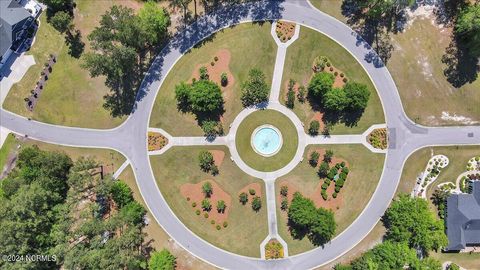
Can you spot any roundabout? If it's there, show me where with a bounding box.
[1,1,479,269]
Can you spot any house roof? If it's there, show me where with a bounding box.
[0,0,32,57]
[446,181,480,250]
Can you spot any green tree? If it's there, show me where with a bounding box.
[309,120,320,136]
[318,162,329,178]
[351,241,417,270]
[149,249,177,270]
[324,150,334,163]
[120,201,146,225]
[308,207,336,245]
[138,1,170,47]
[251,196,262,211]
[308,72,334,98]
[410,257,442,270]
[383,194,448,253]
[202,181,213,197]
[220,72,228,86]
[174,82,192,111]
[241,68,270,107]
[324,88,348,111]
[344,82,370,111]
[198,151,214,172]
[201,120,220,137]
[216,200,226,213]
[455,4,480,57]
[40,0,73,13]
[239,192,248,205]
[201,199,212,211]
[281,198,289,211]
[309,151,320,167]
[50,11,72,33]
[111,181,133,208]
[189,80,224,114]
[280,185,289,197]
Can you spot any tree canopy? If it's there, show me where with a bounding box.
[324,87,348,111]
[149,249,177,270]
[241,68,270,107]
[344,82,371,111]
[308,72,334,98]
[138,1,171,47]
[455,3,480,57]
[383,194,448,254]
[288,192,336,246]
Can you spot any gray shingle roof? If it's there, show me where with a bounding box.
[446,181,480,250]
[0,0,32,57]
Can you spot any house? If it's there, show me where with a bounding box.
[0,0,41,69]
[446,181,480,251]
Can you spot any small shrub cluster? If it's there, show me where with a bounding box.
[265,240,284,259]
[286,79,296,109]
[198,151,219,175]
[239,188,262,212]
[368,128,387,149]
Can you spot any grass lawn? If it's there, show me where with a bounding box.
[276,144,385,255]
[149,22,277,136]
[3,1,128,128]
[119,165,216,270]
[150,146,268,257]
[236,110,298,172]
[280,26,385,135]
[0,134,17,172]
[309,0,480,126]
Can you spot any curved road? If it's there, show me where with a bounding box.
[1,1,479,269]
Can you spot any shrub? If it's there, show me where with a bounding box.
[110,181,133,208]
[339,172,347,180]
[192,202,197,207]
[332,192,337,198]
[201,199,212,211]
[196,209,201,215]
[309,120,320,136]
[223,221,228,228]
[187,197,190,201]
[201,120,221,138]
[313,55,329,71]
[149,249,176,270]
[336,178,344,188]
[210,164,219,176]
[199,66,209,80]
[340,73,344,77]
[214,56,219,61]
[239,192,248,205]
[324,150,334,163]
[220,72,228,86]
[204,213,209,218]
[202,181,213,197]
[297,85,306,103]
[324,179,331,185]
[286,89,295,109]
[335,186,341,193]
[343,78,347,83]
[280,185,288,197]
[249,188,256,195]
[335,163,342,169]
[241,68,269,107]
[334,71,338,76]
[340,161,346,167]
[210,61,215,66]
[309,151,320,167]
[252,196,262,211]
[321,190,328,200]
[281,198,289,211]
[329,67,334,71]
[216,225,221,230]
[321,183,328,190]
[326,62,331,67]
[342,167,349,175]
[211,220,215,224]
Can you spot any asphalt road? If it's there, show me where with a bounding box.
[1,1,479,269]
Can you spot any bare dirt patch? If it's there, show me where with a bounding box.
[276,21,296,42]
[191,49,235,93]
[148,131,168,151]
[210,150,225,167]
[180,180,232,225]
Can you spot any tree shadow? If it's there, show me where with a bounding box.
[442,34,479,88]
[65,29,85,58]
[287,218,308,241]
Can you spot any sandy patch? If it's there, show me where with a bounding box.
[441,112,479,125]
[209,150,225,167]
[180,180,232,224]
[191,49,235,95]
